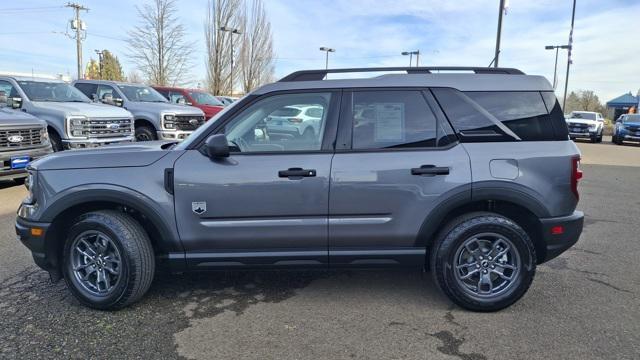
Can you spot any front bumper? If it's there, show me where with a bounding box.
[539,210,584,262]
[157,130,193,141]
[63,136,135,149]
[0,145,52,181]
[15,216,55,273]
[568,131,597,138]
[620,134,640,142]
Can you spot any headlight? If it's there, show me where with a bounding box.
[589,124,598,131]
[39,127,49,143]
[66,116,88,138]
[23,170,35,204]
[163,114,176,129]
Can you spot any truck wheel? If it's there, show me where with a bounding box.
[62,210,155,310]
[49,130,64,152]
[430,212,536,312]
[135,126,157,141]
[590,135,598,143]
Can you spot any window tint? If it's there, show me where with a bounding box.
[541,91,569,139]
[224,92,331,152]
[0,81,16,105]
[350,90,439,149]
[97,85,117,101]
[74,83,98,100]
[305,107,323,118]
[465,91,554,141]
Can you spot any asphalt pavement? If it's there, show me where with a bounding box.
[1,138,639,359]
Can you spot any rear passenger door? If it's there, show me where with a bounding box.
[328,89,472,266]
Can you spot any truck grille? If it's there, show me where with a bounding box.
[175,115,205,131]
[567,122,589,133]
[0,127,43,149]
[84,118,133,138]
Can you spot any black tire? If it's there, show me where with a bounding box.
[611,135,617,144]
[49,130,64,152]
[590,135,598,143]
[63,210,155,310]
[597,131,603,143]
[135,125,157,141]
[430,212,536,312]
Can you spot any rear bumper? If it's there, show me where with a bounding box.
[15,216,55,273]
[539,210,584,262]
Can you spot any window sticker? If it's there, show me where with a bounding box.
[373,103,405,142]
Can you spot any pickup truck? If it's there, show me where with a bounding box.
[152,86,224,120]
[73,80,206,141]
[565,111,604,143]
[0,75,134,151]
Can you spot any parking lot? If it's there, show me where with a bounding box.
[0,138,639,360]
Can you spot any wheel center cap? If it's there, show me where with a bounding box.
[481,260,489,268]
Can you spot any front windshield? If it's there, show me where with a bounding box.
[18,81,90,102]
[118,85,167,102]
[189,91,224,106]
[570,112,596,120]
[622,114,640,123]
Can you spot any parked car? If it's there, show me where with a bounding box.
[0,93,52,183]
[153,86,224,120]
[0,76,134,151]
[73,80,205,142]
[216,96,238,106]
[265,105,324,140]
[612,114,640,145]
[566,111,604,143]
[17,67,583,312]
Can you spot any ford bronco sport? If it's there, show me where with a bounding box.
[73,80,206,142]
[0,75,134,151]
[17,67,584,311]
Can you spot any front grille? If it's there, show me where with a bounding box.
[568,122,589,133]
[625,125,640,132]
[84,118,133,138]
[0,127,43,149]
[174,115,205,131]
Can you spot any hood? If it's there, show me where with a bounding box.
[566,118,598,125]
[0,107,46,127]
[32,101,132,118]
[196,104,224,117]
[31,141,174,171]
[125,101,204,116]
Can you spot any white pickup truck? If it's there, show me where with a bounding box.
[566,111,604,143]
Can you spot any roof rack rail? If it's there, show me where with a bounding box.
[279,66,525,82]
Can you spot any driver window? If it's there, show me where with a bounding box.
[224,92,331,153]
[97,85,118,104]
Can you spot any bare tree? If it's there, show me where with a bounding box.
[239,0,274,93]
[127,0,193,86]
[204,0,242,95]
[127,70,145,84]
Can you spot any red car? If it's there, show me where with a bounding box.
[153,86,225,119]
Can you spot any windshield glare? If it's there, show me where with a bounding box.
[189,91,224,106]
[19,81,89,102]
[622,115,640,123]
[570,112,597,120]
[118,85,167,102]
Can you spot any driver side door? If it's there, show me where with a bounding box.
[173,91,340,269]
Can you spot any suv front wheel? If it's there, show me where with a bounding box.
[430,212,536,312]
[62,210,155,310]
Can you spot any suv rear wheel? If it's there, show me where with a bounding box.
[62,210,155,310]
[430,212,536,312]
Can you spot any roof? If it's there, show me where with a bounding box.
[0,75,65,83]
[74,79,137,86]
[253,73,553,95]
[606,93,638,107]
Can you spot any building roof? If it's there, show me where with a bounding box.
[606,92,638,107]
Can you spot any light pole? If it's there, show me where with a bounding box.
[401,50,420,67]
[493,0,506,67]
[220,26,242,95]
[319,47,335,70]
[545,45,570,89]
[94,49,103,79]
[562,0,577,109]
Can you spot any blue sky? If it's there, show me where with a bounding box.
[1,0,638,102]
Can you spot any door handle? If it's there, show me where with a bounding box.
[411,165,450,176]
[278,167,316,178]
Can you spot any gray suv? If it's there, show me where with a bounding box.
[0,76,134,151]
[16,67,584,311]
[73,80,206,142]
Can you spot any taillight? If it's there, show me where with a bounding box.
[288,118,303,123]
[571,156,583,201]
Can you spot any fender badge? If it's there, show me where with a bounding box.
[192,201,206,215]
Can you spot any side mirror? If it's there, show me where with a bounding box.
[113,98,124,107]
[10,97,22,109]
[205,134,230,158]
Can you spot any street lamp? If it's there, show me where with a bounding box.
[94,49,103,79]
[401,50,420,67]
[219,26,242,95]
[545,45,570,89]
[319,47,335,70]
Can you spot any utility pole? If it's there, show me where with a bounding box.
[493,0,506,67]
[319,47,335,70]
[66,2,89,80]
[562,0,577,109]
[220,26,242,95]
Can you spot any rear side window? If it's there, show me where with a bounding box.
[465,91,554,141]
[349,90,447,149]
[541,92,569,139]
[74,83,98,100]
